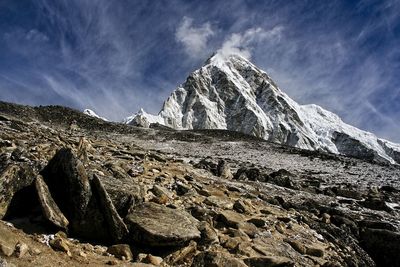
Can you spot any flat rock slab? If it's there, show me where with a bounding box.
[125,202,200,246]
[35,175,69,229]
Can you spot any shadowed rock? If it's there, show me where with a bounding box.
[0,163,35,219]
[41,148,91,227]
[90,174,128,243]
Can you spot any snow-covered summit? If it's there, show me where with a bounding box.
[126,52,400,164]
[124,108,164,127]
[83,109,108,121]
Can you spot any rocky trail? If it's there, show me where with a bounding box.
[0,101,399,266]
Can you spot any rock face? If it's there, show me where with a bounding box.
[127,53,400,164]
[125,202,200,246]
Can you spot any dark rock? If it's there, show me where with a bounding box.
[359,228,400,267]
[192,251,247,267]
[358,219,397,231]
[234,167,266,181]
[194,158,218,175]
[41,148,91,228]
[360,197,392,212]
[125,202,200,246]
[90,174,128,243]
[35,175,69,229]
[243,256,294,267]
[268,169,297,189]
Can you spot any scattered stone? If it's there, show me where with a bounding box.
[217,159,233,179]
[49,237,71,256]
[14,242,29,258]
[142,254,163,266]
[107,244,133,261]
[233,199,255,214]
[125,202,200,246]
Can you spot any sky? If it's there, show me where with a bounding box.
[0,0,399,142]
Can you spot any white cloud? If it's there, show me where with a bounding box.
[175,16,214,58]
[218,26,283,59]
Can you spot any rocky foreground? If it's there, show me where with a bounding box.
[0,101,399,267]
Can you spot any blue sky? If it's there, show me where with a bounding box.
[0,0,399,142]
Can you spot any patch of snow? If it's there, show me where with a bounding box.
[83,109,108,121]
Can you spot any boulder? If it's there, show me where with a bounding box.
[234,167,265,182]
[192,251,247,267]
[125,202,200,246]
[35,175,69,229]
[90,174,128,243]
[41,148,91,228]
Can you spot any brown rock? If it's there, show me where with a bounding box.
[244,256,295,267]
[305,246,324,257]
[142,254,163,266]
[14,242,29,258]
[192,251,247,267]
[218,210,245,228]
[125,202,200,246]
[107,244,133,261]
[49,237,71,256]
[285,239,306,254]
[35,175,69,229]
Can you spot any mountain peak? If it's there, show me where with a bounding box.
[125,55,400,164]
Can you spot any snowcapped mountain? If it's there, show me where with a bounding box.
[124,108,164,127]
[83,109,108,121]
[126,53,400,164]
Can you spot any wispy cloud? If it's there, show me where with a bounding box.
[218,26,283,59]
[0,0,398,142]
[175,16,214,59]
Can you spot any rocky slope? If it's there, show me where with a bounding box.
[126,53,400,164]
[0,101,399,266]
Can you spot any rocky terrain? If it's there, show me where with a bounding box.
[0,100,399,267]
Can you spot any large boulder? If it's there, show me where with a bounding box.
[41,148,127,243]
[125,202,200,246]
[41,148,91,227]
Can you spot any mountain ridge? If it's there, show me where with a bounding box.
[122,53,400,164]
